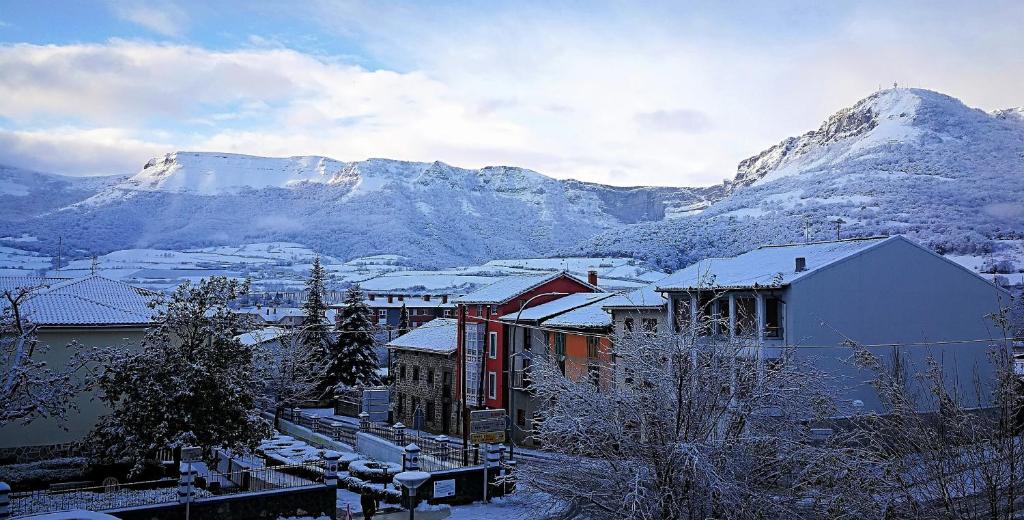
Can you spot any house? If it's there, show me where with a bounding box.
[233,306,339,328]
[339,292,455,333]
[496,291,613,443]
[454,271,599,442]
[386,318,458,435]
[0,276,159,461]
[655,235,1011,412]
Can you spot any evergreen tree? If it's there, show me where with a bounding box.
[398,303,410,336]
[89,277,271,474]
[320,286,380,395]
[301,256,330,355]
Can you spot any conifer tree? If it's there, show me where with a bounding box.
[320,286,380,395]
[301,256,330,355]
[398,303,410,336]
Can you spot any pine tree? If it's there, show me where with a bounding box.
[301,256,330,356]
[398,303,410,336]
[320,286,380,395]
[89,277,271,474]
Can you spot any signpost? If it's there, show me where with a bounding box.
[469,409,506,444]
[433,479,455,498]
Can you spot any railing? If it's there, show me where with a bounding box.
[217,461,323,494]
[9,477,185,516]
[418,445,481,472]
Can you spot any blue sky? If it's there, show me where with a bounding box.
[0,1,1021,186]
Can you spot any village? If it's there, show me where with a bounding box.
[1,234,1020,519]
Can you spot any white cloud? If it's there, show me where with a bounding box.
[0,127,171,175]
[109,0,188,37]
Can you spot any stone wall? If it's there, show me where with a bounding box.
[392,349,459,435]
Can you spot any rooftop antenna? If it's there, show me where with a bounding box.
[55,236,62,274]
[91,256,99,275]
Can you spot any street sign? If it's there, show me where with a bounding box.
[433,479,456,498]
[470,409,506,444]
[180,446,202,463]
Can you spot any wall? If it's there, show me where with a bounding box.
[392,350,458,435]
[0,326,147,457]
[106,484,336,520]
[356,432,405,465]
[786,237,1009,411]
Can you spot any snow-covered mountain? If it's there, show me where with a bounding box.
[572,88,1024,270]
[0,153,717,266]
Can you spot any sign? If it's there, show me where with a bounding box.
[180,446,202,463]
[470,409,506,444]
[433,479,456,498]
[362,389,390,422]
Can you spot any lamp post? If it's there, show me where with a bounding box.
[508,291,568,460]
[394,470,431,520]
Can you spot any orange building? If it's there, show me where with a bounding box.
[541,299,616,391]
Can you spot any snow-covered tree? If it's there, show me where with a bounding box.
[255,325,330,428]
[88,277,271,474]
[301,256,331,356]
[1,287,89,426]
[398,303,410,336]
[320,286,380,395]
[521,304,878,519]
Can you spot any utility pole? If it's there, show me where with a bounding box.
[802,216,812,243]
[55,236,62,274]
[832,218,846,240]
[90,256,99,275]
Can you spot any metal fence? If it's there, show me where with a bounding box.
[9,478,183,517]
[417,445,482,472]
[216,461,323,494]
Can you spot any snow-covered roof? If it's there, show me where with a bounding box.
[3,275,159,326]
[386,318,457,354]
[657,237,891,291]
[359,298,456,309]
[455,272,596,304]
[498,292,612,322]
[600,284,666,310]
[0,276,69,293]
[236,326,293,346]
[543,300,613,329]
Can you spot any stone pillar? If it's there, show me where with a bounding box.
[177,463,196,504]
[323,451,340,488]
[434,435,450,461]
[0,481,10,520]
[359,412,370,432]
[404,443,421,471]
[291,407,301,423]
[393,422,406,445]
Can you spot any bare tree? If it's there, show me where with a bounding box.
[521,303,880,520]
[0,287,89,426]
[254,324,331,428]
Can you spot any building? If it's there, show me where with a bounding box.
[386,318,458,435]
[454,271,599,442]
[341,292,455,332]
[0,275,159,461]
[655,236,1011,412]
[234,306,340,328]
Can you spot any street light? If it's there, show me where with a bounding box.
[508,291,568,460]
[394,470,430,520]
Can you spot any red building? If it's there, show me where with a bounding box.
[454,271,598,437]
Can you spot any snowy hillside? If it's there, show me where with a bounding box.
[573,88,1024,271]
[0,153,715,266]
[0,165,126,222]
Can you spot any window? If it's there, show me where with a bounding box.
[586,336,599,359]
[623,317,634,332]
[476,304,483,315]
[427,369,435,385]
[523,330,532,351]
[765,297,783,338]
[554,333,566,374]
[488,331,498,359]
[589,364,601,387]
[444,309,452,318]
[715,298,730,336]
[673,298,690,332]
[396,393,405,415]
[399,364,407,380]
[520,357,532,386]
[641,318,658,333]
[379,309,387,317]
[412,366,420,382]
[735,297,756,337]
[487,371,497,399]
[426,400,435,423]
[465,324,485,404]
[516,408,526,427]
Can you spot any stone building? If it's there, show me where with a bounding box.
[386,318,459,435]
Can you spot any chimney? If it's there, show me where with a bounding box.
[368,293,376,301]
[424,294,431,302]
[587,270,598,286]
[442,294,448,304]
[387,295,394,303]
[795,257,807,273]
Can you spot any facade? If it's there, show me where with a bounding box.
[454,272,598,441]
[386,318,458,435]
[0,276,158,461]
[346,293,455,332]
[656,235,1012,412]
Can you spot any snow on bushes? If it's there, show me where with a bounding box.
[347,460,401,483]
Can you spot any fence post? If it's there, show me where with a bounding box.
[359,412,370,432]
[404,443,421,471]
[178,463,195,504]
[323,451,340,488]
[310,415,320,432]
[434,435,449,461]
[393,422,406,445]
[0,481,10,520]
[484,443,501,503]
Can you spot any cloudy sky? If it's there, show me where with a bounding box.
[0,1,1021,186]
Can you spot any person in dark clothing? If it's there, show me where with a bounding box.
[360,492,378,520]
